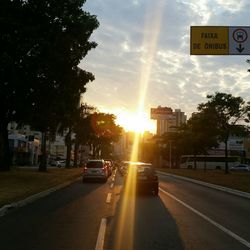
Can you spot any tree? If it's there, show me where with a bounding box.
[198,92,250,174]
[182,112,218,169]
[72,103,96,167]
[89,113,122,159]
[0,0,99,171]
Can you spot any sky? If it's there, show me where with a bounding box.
[79,0,250,133]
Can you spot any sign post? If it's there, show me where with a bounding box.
[191,26,250,55]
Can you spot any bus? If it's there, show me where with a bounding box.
[180,155,240,170]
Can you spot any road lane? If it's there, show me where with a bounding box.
[1,169,248,250]
[104,171,250,250]
[158,173,250,249]
[105,172,184,250]
[0,177,115,250]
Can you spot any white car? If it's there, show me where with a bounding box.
[58,160,74,168]
[230,164,250,172]
[82,159,109,182]
[48,159,61,168]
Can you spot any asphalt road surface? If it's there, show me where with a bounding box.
[0,170,249,250]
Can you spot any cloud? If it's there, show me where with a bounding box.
[82,0,250,123]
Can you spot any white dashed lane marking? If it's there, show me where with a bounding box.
[95,218,107,250]
[106,193,112,203]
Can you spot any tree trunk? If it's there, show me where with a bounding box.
[65,128,72,168]
[204,154,207,173]
[225,139,229,174]
[194,153,197,170]
[74,139,79,168]
[0,121,11,171]
[39,131,47,172]
[92,144,96,158]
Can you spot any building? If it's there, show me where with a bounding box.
[8,122,41,165]
[151,106,187,135]
[113,130,154,161]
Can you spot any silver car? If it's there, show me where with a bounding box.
[82,159,109,182]
[230,164,250,172]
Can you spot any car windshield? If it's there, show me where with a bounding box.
[126,163,154,174]
[136,165,153,173]
[237,165,245,168]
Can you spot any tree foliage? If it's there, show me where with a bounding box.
[71,103,96,167]
[88,113,123,159]
[198,92,250,173]
[159,92,249,172]
[161,115,218,169]
[0,0,99,170]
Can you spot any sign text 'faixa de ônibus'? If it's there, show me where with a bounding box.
[190,26,250,55]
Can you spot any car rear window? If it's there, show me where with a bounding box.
[86,161,103,168]
[137,166,153,173]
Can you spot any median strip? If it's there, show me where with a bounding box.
[157,171,250,199]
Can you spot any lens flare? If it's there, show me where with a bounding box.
[113,2,165,249]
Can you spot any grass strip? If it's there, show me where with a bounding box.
[158,168,250,193]
[0,167,83,207]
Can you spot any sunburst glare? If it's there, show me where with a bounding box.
[114,2,165,249]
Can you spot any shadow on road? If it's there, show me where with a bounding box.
[105,181,185,250]
[0,180,106,250]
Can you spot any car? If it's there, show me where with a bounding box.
[119,161,131,176]
[48,159,62,168]
[82,159,109,182]
[124,162,159,195]
[57,159,74,168]
[230,164,250,172]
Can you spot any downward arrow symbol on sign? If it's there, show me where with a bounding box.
[236,44,244,53]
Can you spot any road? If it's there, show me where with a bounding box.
[0,170,249,250]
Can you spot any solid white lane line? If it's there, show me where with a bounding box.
[160,188,250,249]
[106,193,112,203]
[95,218,107,250]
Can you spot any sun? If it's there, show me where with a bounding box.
[115,111,156,133]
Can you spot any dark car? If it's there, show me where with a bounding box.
[124,162,159,195]
[119,161,130,176]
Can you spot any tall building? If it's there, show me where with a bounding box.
[151,106,187,135]
[113,130,154,161]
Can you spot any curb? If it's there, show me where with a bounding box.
[157,171,250,200]
[0,177,81,217]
